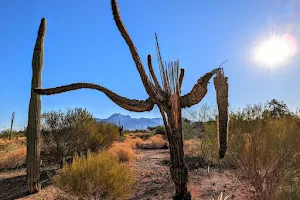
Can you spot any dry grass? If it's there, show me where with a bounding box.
[107,137,143,162]
[108,143,135,162]
[184,139,201,156]
[0,137,26,170]
[148,134,167,147]
[122,137,144,149]
[136,134,168,149]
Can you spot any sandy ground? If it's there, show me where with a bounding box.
[0,149,255,200]
[129,149,255,200]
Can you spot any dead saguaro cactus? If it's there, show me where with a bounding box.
[10,111,15,140]
[26,18,46,194]
[214,69,229,158]
[34,1,229,199]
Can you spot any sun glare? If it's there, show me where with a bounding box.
[254,34,297,67]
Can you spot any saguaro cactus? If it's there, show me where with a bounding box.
[34,1,229,199]
[118,120,124,136]
[10,111,15,140]
[26,18,46,194]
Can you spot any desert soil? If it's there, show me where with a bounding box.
[0,149,255,200]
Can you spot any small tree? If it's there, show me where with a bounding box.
[41,108,118,165]
[33,1,229,199]
[265,99,292,118]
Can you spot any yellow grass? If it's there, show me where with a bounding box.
[55,151,135,199]
[0,138,26,169]
[148,134,167,148]
[108,141,136,162]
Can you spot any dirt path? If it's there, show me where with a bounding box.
[129,149,255,200]
[0,149,255,200]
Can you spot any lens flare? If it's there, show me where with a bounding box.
[254,34,297,67]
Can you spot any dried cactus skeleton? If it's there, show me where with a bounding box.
[30,0,229,199]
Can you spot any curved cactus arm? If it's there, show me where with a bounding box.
[180,68,221,108]
[111,0,165,103]
[35,83,154,112]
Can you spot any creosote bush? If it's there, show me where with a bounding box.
[55,151,135,199]
[41,108,119,165]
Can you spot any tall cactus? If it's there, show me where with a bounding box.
[34,1,229,199]
[26,18,46,194]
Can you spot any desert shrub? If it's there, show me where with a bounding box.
[182,120,199,140]
[183,119,220,165]
[147,126,156,131]
[122,137,144,149]
[0,129,25,139]
[136,134,168,149]
[55,151,135,199]
[149,134,167,148]
[108,142,135,162]
[41,108,119,165]
[183,138,219,168]
[154,126,165,135]
[228,104,300,200]
[184,100,300,199]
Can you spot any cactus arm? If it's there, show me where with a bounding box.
[147,54,162,90]
[178,68,184,92]
[180,68,221,108]
[111,0,165,103]
[214,71,229,158]
[35,83,154,112]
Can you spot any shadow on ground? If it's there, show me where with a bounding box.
[0,168,57,200]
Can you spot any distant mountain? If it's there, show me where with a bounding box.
[95,113,163,130]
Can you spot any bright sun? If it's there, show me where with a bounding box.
[254,34,297,67]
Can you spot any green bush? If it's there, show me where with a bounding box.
[154,126,165,135]
[41,108,119,165]
[55,151,135,199]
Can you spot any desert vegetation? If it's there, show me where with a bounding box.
[1,0,299,199]
[1,100,299,199]
[182,100,300,199]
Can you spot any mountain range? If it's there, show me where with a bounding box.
[95,113,163,130]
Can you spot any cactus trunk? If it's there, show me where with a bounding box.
[166,120,191,199]
[26,18,46,194]
[163,94,191,200]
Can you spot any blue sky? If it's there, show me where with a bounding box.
[1,0,300,131]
